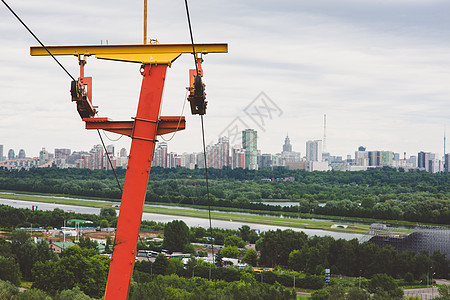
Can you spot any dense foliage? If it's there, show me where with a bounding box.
[129,273,296,300]
[0,205,117,229]
[0,166,449,224]
[257,229,449,280]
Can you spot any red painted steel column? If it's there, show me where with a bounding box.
[104,64,167,299]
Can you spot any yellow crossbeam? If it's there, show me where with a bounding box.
[30,43,228,64]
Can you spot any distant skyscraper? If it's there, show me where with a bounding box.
[0,145,3,161]
[18,149,26,159]
[282,135,292,153]
[258,154,273,169]
[119,148,128,157]
[355,147,369,166]
[242,129,258,170]
[306,140,322,162]
[445,153,450,174]
[55,149,71,168]
[153,142,168,168]
[281,134,301,163]
[106,145,115,157]
[90,145,104,169]
[231,146,246,169]
[8,149,15,160]
[418,151,436,172]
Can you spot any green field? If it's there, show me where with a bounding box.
[0,192,372,234]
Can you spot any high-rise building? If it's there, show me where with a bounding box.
[116,148,128,168]
[242,129,258,170]
[258,154,273,169]
[231,146,246,169]
[201,137,230,169]
[355,148,369,166]
[305,140,322,162]
[418,151,436,172]
[119,148,128,157]
[55,149,71,168]
[153,142,168,168]
[429,158,442,173]
[282,135,292,153]
[167,152,179,168]
[445,153,450,174]
[281,135,301,163]
[0,145,3,161]
[181,152,196,169]
[8,149,15,160]
[18,149,26,159]
[90,145,104,169]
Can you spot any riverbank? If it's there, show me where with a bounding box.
[0,192,371,234]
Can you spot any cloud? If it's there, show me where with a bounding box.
[1,0,449,158]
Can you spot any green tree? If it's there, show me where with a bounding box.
[99,219,109,228]
[238,225,259,243]
[163,220,189,252]
[215,252,223,268]
[10,230,38,281]
[0,256,21,285]
[242,249,258,266]
[288,249,306,271]
[328,284,345,300]
[104,236,113,254]
[51,208,66,228]
[224,235,246,248]
[32,246,109,298]
[15,288,52,300]
[346,287,370,300]
[435,284,450,299]
[77,237,99,251]
[220,246,239,258]
[58,286,92,300]
[368,273,403,299]
[100,207,117,218]
[153,254,168,275]
[165,258,184,276]
[0,238,13,258]
[311,288,330,300]
[0,279,19,299]
[36,240,58,263]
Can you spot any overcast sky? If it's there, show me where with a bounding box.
[1,0,450,159]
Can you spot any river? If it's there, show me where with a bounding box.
[0,197,366,241]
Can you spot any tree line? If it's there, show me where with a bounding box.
[0,166,449,224]
[0,204,448,299]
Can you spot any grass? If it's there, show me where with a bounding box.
[20,281,33,289]
[0,191,434,234]
[0,192,371,234]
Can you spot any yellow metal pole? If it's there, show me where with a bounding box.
[144,0,148,44]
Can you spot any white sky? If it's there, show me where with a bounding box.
[1,0,450,159]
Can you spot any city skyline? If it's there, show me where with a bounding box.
[2,1,450,158]
[1,130,448,162]
[1,128,445,173]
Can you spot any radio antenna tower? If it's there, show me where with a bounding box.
[444,127,447,174]
[323,114,327,153]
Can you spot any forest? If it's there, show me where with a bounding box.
[0,205,448,299]
[0,166,449,224]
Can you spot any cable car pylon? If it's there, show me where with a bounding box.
[30,9,227,299]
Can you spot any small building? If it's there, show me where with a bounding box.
[50,241,76,254]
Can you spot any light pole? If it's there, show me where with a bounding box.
[431,271,436,298]
[359,270,362,289]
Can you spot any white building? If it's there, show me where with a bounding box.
[306,140,322,162]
